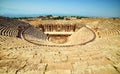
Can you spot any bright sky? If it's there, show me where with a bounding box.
[0,0,120,17]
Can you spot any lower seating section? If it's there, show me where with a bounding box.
[23,26,48,45]
[68,26,95,45]
[0,35,35,49]
[23,26,47,40]
[0,35,120,74]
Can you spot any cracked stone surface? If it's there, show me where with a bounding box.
[0,18,120,74]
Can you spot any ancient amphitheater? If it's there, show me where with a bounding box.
[0,16,120,74]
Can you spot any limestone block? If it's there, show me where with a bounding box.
[45,70,71,74]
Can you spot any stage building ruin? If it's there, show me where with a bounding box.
[37,24,76,44]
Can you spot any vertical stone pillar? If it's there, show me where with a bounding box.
[44,25,46,32]
[44,25,45,32]
[52,24,53,32]
[50,24,51,32]
[65,25,67,32]
[67,25,68,32]
[50,24,52,32]
[70,25,72,32]
[47,25,49,32]
[52,25,53,32]
[67,25,69,32]
[73,25,76,32]
[72,25,74,32]
[55,25,57,31]
[51,25,53,32]
[70,25,71,31]
[71,25,73,32]
[46,25,47,32]
[70,25,71,32]
[62,25,64,32]
[60,25,61,31]
[68,25,70,32]
[49,24,51,32]
[69,25,70,31]
[44,24,47,32]
[54,25,55,31]
[62,25,63,32]
[56,25,57,32]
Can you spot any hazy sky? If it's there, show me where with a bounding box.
[0,0,120,17]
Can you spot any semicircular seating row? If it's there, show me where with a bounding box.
[86,20,120,38]
[23,26,48,44]
[0,17,120,47]
[0,17,29,37]
[0,17,49,46]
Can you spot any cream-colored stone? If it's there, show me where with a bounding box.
[0,18,120,74]
[45,70,71,74]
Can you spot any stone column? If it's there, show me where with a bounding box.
[49,25,51,32]
[73,25,76,32]
[49,24,50,32]
[52,24,54,32]
[43,25,45,31]
[44,25,46,32]
[45,25,47,32]
[70,25,71,32]
[49,24,51,32]
[67,25,69,32]
[44,24,46,32]
[51,25,52,32]
[51,25,53,32]
[47,25,49,32]
[68,25,70,32]
[65,25,67,32]
[62,25,64,32]
[55,25,57,31]
[71,25,73,32]
[72,25,74,32]
[54,25,55,31]
[51,24,53,32]
[70,25,72,31]
[46,25,47,32]
[63,25,65,32]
